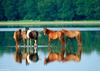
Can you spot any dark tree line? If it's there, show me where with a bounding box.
[0,0,100,21]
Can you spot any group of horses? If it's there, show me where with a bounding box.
[13,28,82,64]
[13,28,82,50]
[43,28,82,52]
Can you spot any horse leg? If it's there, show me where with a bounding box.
[27,38,29,47]
[34,40,37,53]
[59,35,65,54]
[77,46,82,60]
[60,37,65,48]
[76,34,82,58]
[29,39,32,47]
[34,39,37,44]
[23,38,27,48]
[76,34,82,48]
[48,38,51,51]
[15,40,19,51]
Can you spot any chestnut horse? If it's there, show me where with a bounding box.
[61,29,82,48]
[43,28,65,50]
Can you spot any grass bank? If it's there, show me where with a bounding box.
[0,20,100,27]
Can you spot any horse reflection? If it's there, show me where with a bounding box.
[64,54,80,62]
[44,46,82,64]
[43,28,65,50]
[44,47,65,64]
[61,29,82,48]
[14,47,39,65]
[64,46,82,62]
[26,52,39,65]
[15,49,22,63]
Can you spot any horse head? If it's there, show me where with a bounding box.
[43,28,50,35]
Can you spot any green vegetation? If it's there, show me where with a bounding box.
[0,0,100,21]
[0,21,100,27]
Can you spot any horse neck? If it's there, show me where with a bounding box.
[45,29,51,35]
[21,31,27,39]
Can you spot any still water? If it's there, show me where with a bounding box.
[0,28,100,71]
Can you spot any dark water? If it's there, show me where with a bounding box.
[0,28,100,71]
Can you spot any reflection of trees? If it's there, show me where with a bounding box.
[82,31,100,54]
[0,46,15,57]
[0,32,5,46]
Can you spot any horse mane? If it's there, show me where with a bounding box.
[45,28,52,35]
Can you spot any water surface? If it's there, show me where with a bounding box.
[0,28,100,71]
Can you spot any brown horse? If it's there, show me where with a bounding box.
[13,29,27,50]
[61,29,82,48]
[43,28,65,50]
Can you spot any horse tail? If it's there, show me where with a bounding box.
[13,32,16,39]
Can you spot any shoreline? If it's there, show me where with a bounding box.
[0,21,100,27]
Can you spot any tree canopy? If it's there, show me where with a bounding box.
[0,0,100,21]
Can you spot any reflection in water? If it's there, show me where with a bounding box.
[64,46,82,62]
[44,47,65,64]
[44,46,82,64]
[14,47,39,65]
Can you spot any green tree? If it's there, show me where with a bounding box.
[57,0,75,20]
[2,0,18,20]
[23,0,38,20]
[0,0,6,20]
